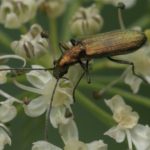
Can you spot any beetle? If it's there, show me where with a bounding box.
[53,29,147,81]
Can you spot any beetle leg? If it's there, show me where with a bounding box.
[107,56,148,83]
[79,60,91,83]
[72,71,85,102]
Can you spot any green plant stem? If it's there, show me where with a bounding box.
[76,90,115,126]
[49,18,58,60]
[81,82,150,108]
[0,31,11,47]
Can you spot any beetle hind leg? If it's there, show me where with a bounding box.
[107,56,148,83]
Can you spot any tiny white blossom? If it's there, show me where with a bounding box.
[32,138,107,150]
[70,4,103,36]
[130,124,150,150]
[0,0,39,28]
[59,120,78,144]
[32,141,61,150]
[14,65,73,118]
[11,24,49,59]
[50,105,73,128]
[124,68,142,93]
[104,95,150,150]
[0,124,11,150]
[115,42,150,93]
[64,139,107,150]
[0,90,22,123]
[0,66,10,84]
[42,0,68,18]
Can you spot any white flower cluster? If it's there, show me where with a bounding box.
[104,95,150,150]
[70,4,103,36]
[11,24,49,59]
[0,0,43,28]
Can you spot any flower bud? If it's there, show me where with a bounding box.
[11,24,49,59]
[0,0,39,28]
[70,4,103,36]
[42,0,67,18]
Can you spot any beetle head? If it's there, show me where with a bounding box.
[53,59,69,79]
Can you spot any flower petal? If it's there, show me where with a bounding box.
[104,126,125,143]
[0,125,11,149]
[124,68,142,93]
[50,106,73,128]
[87,140,107,150]
[130,124,150,150]
[32,141,62,150]
[0,101,17,123]
[64,139,87,150]
[23,96,49,117]
[26,65,53,89]
[59,120,79,144]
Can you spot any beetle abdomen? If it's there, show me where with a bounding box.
[83,30,147,57]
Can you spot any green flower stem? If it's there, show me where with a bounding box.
[49,18,58,59]
[76,90,115,126]
[82,82,150,108]
[0,31,11,47]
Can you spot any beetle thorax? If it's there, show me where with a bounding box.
[59,45,84,66]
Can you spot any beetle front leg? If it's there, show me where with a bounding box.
[78,59,91,84]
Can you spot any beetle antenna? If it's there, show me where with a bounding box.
[44,79,59,140]
[117,2,126,30]
[0,67,54,71]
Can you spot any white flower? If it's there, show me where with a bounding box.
[0,66,10,84]
[41,0,67,18]
[130,124,150,150]
[70,4,103,36]
[14,65,73,118]
[0,90,22,123]
[50,105,73,128]
[32,141,61,150]
[124,67,142,93]
[115,43,150,93]
[59,120,78,144]
[0,0,39,28]
[0,54,26,84]
[32,139,107,150]
[0,124,11,150]
[104,95,150,150]
[64,139,107,150]
[11,24,49,59]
